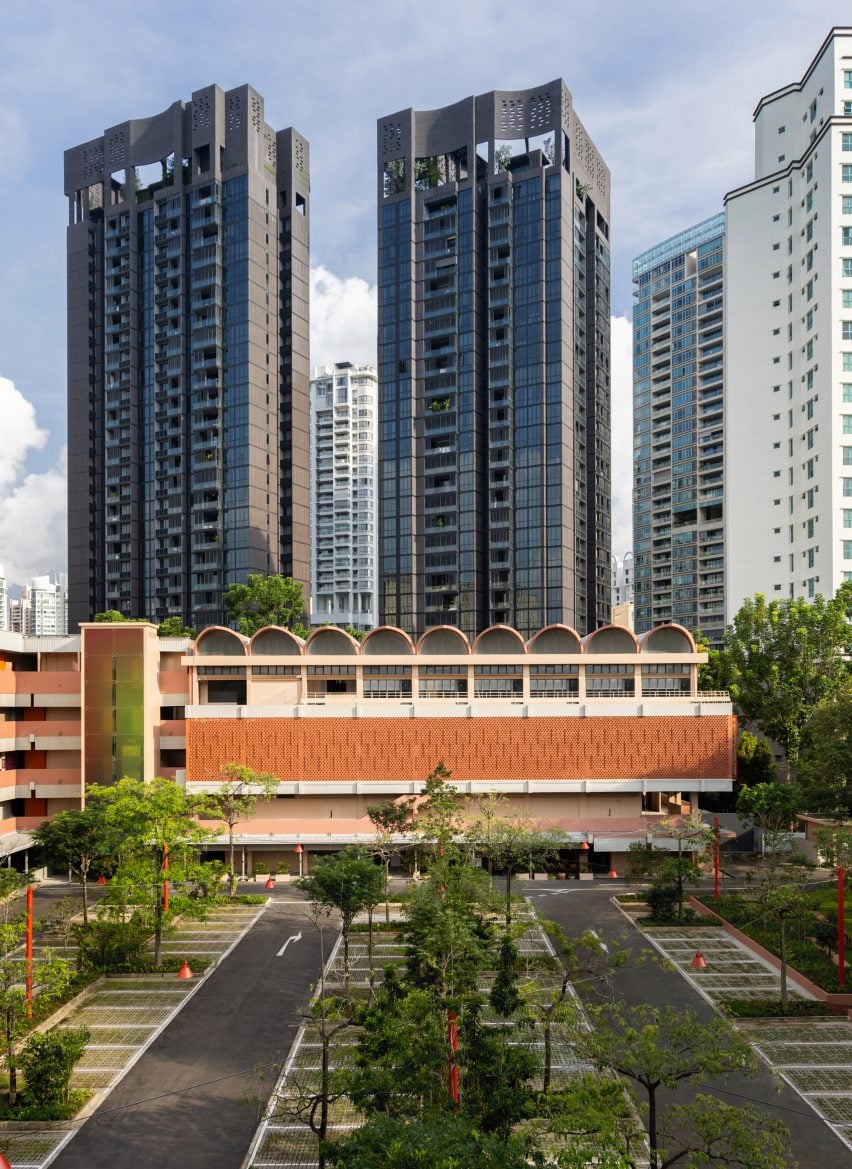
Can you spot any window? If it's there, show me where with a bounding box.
[845,509,852,527]
[844,165,852,183]
[844,447,852,464]
[844,478,852,496]
[845,259,852,277]
[844,133,852,151]
[845,70,852,89]
[846,103,852,116]
[844,292,852,309]
[844,384,852,402]
[844,415,852,433]
[844,357,852,373]
[845,541,852,560]
[844,227,852,246]
[844,323,852,340]
[845,197,852,215]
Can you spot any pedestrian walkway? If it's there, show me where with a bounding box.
[0,902,265,1169]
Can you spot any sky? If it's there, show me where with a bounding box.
[0,0,848,587]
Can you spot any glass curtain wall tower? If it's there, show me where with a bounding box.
[632,214,726,645]
[377,82,611,639]
[65,85,310,630]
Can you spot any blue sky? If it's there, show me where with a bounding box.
[0,0,847,583]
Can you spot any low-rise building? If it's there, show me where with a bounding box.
[0,621,735,873]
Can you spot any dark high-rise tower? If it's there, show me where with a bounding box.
[65,84,310,630]
[377,82,611,639]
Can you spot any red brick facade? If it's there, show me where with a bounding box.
[186,714,737,784]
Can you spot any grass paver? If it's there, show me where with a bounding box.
[639,920,852,1154]
[0,902,265,1169]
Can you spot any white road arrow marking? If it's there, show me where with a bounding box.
[276,931,302,957]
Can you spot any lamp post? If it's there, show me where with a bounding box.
[294,843,304,878]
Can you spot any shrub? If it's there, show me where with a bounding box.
[20,1025,90,1106]
[722,998,833,1019]
[646,886,678,922]
[74,918,149,971]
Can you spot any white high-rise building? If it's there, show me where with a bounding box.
[28,574,68,636]
[310,364,378,630]
[0,566,7,633]
[726,28,852,618]
[611,552,635,607]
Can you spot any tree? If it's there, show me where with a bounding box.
[534,1075,642,1169]
[459,996,538,1140]
[573,1003,756,1169]
[297,849,384,987]
[89,777,211,965]
[203,763,279,895]
[526,922,623,1092]
[693,629,734,693]
[157,615,197,639]
[736,731,777,787]
[92,610,135,622]
[490,932,522,1019]
[736,782,801,868]
[414,762,464,859]
[0,915,74,1106]
[274,995,356,1169]
[325,1113,536,1169]
[798,684,852,814]
[725,584,852,777]
[32,805,115,925]
[19,1025,90,1108]
[403,866,491,1000]
[737,857,814,1010]
[466,793,563,924]
[223,573,307,637]
[344,970,448,1122]
[657,1093,792,1169]
[367,799,414,922]
[656,813,713,922]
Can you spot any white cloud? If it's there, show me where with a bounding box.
[610,316,633,557]
[310,265,377,370]
[0,377,66,587]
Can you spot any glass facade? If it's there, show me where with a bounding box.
[378,84,611,639]
[632,213,726,645]
[65,86,311,630]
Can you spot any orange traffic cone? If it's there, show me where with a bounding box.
[691,950,708,970]
[178,960,193,979]
[265,875,276,889]
[608,868,618,879]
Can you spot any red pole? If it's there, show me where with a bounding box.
[25,884,34,1019]
[163,841,169,914]
[447,1009,459,1107]
[839,867,846,990]
[713,815,720,901]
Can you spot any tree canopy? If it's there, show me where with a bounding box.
[157,615,197,638]
[724,584,852,772]
[223,573,307,637]
[797,683,852,814]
